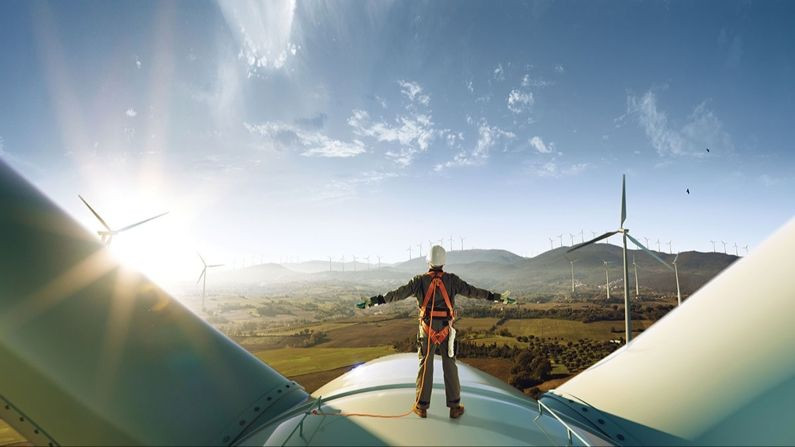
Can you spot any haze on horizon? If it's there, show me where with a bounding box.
[1,0,793,285]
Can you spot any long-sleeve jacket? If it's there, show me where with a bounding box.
[379,269,498,318]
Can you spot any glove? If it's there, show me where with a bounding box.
[494,290,515,305]
[356,295,385,309]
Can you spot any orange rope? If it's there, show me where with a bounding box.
[312,284,439,419]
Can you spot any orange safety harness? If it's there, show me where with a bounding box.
[419,271,454,344]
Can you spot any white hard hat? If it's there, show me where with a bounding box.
[428,244,446,267]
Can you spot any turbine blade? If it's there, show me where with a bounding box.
[208,264,224,268]
[620,174,626,226]
[78,195,112,231]
[626,233,674,271]
[197,252,206,267]
[567,230,620,253]
[116,211,169,233]
[197,268,206,284]
[673,253,679,264]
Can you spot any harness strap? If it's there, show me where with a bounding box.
[419,271,455,344]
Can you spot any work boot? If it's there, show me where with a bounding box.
[449,404,465,419]
[413,405,427,418]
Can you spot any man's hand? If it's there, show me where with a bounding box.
[356,295,385,309]
[496,290,516,305]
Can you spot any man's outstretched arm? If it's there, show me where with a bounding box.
[451,275,501,302]
[361,275,422,308]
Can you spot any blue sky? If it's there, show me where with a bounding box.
[1,0,793,281]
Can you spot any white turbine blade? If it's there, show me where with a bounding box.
[626,233,673,271]
[208,264,224,268]
[620,174,627,227]
[196,268,206,284]
[567,230,620,253]
[78,195,112,231]
[673,253,679,264]
[197,252,206,267]
[116,211,169,233]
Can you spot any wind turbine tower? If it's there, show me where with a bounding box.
[721,240,727,254]
[328,256,333,272]
[603,261,611,300]
[734,243,739,256]
[656,239,661,252]
[673,253,682,306]
[449,236,454,251]
[667,241,672,254]
[557,234,563,247]
[633,255,640,299]
[548,237,554,250]
[460,236,465,251]
[710,240,716,252]
[197,253,223,312]
[569,233,575,246]
[407,246,412,261]
[568,258,577,295]
[580,229,584,243]
[417,244,423,258]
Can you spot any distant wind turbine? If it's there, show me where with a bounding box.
[569,233,575,246]
[557,234,563,247]
[734,243,739,256]
[721,240,727,254]
[667,241,672,254]
[377,256,382,270]
[340,255,345,272]
[743,244,749,255]
[78,195,168,245]
[407,246,412,261]
[566,256,577,295]
[449,236,454,251]
[328,256,333,272]
[197,253,223,311]
[710,240,716,253]
[568,175,673,343]
[548,237,554,250]
[656,239,661,252]
[460,236,465,251]
[417,244,423,258]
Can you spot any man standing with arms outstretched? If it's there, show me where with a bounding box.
[358,245,514,418]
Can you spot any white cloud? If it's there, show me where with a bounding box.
[507,89,534,114]
[530,160,589,178]
[554,64,565,73]
[529,136,553,153]
[348,109,436,167]
[627,90,733,157]
[217,0,299,75]
[435,120,515,170]
[493,63,505,81]
[398,80,430,106]
[135,57,142,69]
[520,74,553,88]
[466,80,474,93]
[125,108,137,117]
[245,121,365,158]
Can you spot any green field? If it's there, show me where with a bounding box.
[502,318,654,341]
[253,346,397,377]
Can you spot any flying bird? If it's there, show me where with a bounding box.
[686,188,690,194]
[706,147,710,152]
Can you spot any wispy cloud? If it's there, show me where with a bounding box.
[493,63,505,81]
[245,121,365,158]
[530,160,590,178]
[507,89,534,114]
[554,64,565,74]
[435,119,515,170]
[312,170,399,202]
[217,0,299,75]
[529,136,553,153]
[398,80,430,106]
[125,108,137,117]
[348,80,436,166]
[627,90,733,157]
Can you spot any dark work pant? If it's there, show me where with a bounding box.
[416,320,461,409]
